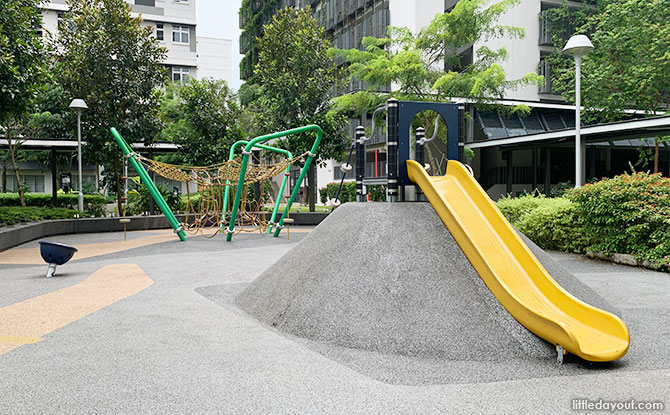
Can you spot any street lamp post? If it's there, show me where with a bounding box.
[69,98,88,212]
[563,35,594,187]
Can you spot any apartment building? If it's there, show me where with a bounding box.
[39,0,231,83]
[240,0,669,202]
[1,1,233,196]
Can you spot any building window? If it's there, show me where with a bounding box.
[172,66,191,82]
[57,12,64,30]
[172,25,189,44]
[156,23,164,41]
[6,174,45,193]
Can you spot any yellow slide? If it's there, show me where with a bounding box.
[407,160,629,362]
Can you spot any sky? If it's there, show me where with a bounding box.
[196,0,243,90]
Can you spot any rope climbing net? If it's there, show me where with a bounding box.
[128,151,309,237]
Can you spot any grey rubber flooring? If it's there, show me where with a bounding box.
[0,215,668,414]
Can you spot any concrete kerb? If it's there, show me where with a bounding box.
[0,212,328,252]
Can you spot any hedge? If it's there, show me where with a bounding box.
[0,206,91,226]
[497,172,670,271]
[497,195,589,253]
[565,172,670,269]
[0,193,107,208]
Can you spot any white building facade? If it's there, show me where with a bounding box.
[39,0,232,83]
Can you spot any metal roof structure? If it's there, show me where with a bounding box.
[0,138,180,152]
[467,115,670,150]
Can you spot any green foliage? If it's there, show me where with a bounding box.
[0,0,45,124]
[159,80,245,166]
[497,173,670,270]
[496,194,546,224]
[318,182,386,204]
[565,172,670,268]
[547,0,670,172]
[367,185,387,202]
[0,192,107,216]
[0,206,91,226]
[331,0,541,109]
[498,195,590,252]
[126,177,182,215]
[238,0,281,81]
[252,7,349,165]
[320,182,356,204]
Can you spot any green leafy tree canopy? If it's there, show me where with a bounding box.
[159,79,245,166]
[330,0,541,108]
[253,6,349,165]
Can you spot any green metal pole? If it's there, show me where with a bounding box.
[227,125,323,241]
[222,140,292,234]
[110,128,187,241]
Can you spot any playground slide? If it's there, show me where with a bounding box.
[407,160,630,362]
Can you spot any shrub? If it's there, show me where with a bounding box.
[126,178,183,215]
[0,193,108,216]
[0,207,90,226]
[368,185,387,202]
[320,181,356,204]
[565,172,670,269]
[319,182,387,204]
[496,194,545,224]
[497,194,588,253]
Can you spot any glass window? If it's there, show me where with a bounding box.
[156,23,164,41]
[6,175,45,193]
[172,66,191,82]
[172,25,189,44]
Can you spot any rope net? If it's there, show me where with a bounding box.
[130,151,308,238]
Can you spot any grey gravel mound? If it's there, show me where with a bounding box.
[236,202,619,362]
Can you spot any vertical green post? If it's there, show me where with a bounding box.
[110,128,186,241]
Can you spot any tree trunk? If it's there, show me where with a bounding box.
[7,129,26,207]
[654,137,660,174]
[307,163,315,212]
[114,156,123,216]
[1,160,6,193]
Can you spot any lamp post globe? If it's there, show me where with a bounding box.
[563,35,594,188]
[69,99,88,212]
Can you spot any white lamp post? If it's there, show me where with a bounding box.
[69,98,88,212]
[563,35,594,187]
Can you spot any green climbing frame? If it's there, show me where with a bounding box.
[225,125,322,241]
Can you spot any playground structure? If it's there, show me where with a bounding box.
[244,98,629,364]
[112,98,630,363]
[110,125,322,241]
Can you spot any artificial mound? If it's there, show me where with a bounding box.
[236,202,618,361]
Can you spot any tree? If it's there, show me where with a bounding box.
[0,0,45,205]
[159,79,245,166]
[253,7,349,210]
[53,0,167,214]
[330,0,541,170]
[550,0,670,173]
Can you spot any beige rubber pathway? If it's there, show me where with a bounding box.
[0,227,312,265]
[0,232,179,265]
[0,264,153,355]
